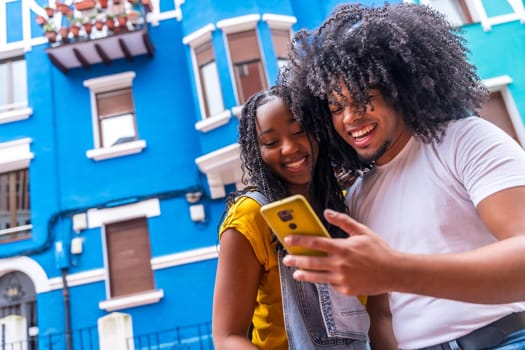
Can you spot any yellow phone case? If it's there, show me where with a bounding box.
[260,194,330,256]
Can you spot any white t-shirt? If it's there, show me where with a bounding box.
[346,117,525,349]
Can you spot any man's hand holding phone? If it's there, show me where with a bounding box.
[282,208,396,300]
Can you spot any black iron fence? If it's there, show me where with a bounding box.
[128,322,213,350]
[1,326,98,350]
[1,322,212,350]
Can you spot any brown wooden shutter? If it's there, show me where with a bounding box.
[271,28,291,59]
[228,30,261,64]
[235,62,265,104]
[96,88,134,119]
[195,41,215,66]
[227,29,267,104]
[106,217,154,297]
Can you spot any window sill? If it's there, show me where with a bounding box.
[99,289,164,312]
[86,139,146,161]
[0,107,33,125]
[0,224,32,243]
[195,110,231,133]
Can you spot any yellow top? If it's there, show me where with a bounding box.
[220,196,288,350]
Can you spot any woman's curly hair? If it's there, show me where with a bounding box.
[226,85,348,238]
[283,2,488,171]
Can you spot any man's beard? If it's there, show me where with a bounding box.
[357,141,389,164]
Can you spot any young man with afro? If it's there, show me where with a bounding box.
[282,3,525,349]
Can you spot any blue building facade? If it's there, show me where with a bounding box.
[0,0,523,349]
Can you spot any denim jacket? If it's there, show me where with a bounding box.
[278,249,370,349]
[242,191,370,349]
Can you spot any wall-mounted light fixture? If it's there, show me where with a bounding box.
[185,191,202,204]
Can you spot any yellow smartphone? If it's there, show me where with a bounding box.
[260,194,330,256]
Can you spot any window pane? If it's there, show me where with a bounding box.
[227,30,267,104]
[12,60,28,109]
[234,61,266,104]
[228,30,261,63]
[96,88,137,147]
[271,28,291,60]
[0,169,31,242]
[195,41,214,66]
[200,61,224,116]
[195,41,224,117]
[0,58,28,112]
[97,88,134,118]
[100,113,137,147]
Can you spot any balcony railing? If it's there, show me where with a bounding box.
[36,0,154,74]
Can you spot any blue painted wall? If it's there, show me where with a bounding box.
[2,0,523,349]
[463,20,525,124]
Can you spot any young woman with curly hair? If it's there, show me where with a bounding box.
[281,3,525,350]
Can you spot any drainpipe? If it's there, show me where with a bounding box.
[61,268,73,350]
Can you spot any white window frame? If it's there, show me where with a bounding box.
[0,47,32,124]
[482,75,525,146]
[263,13,296,69]
[0,138,33,174]
[217,14,266,108]
[0,138,34,239]
[83,72,146,161]
[415,0,525,31]
[86,199,164,311]
[262,13,297,30]
[183,23,230,132]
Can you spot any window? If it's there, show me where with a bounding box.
[96,88,137,147]
[226,29,267,104]
[0,169,31,242]
[183,24,226,121]
[0,56,27,114]
[423,0,473,25]
[477,75,525,147]
[217,14,266,105]
[87,198,163,310]
[270,28,292,69]
[0,51,32,124]
[194,40,224,118]
[424,0,525,32]
[105,217,154,298]
[0,138,33,242]
[263,14,296,70]
[84,72,146,161]
[478,91,522,145]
